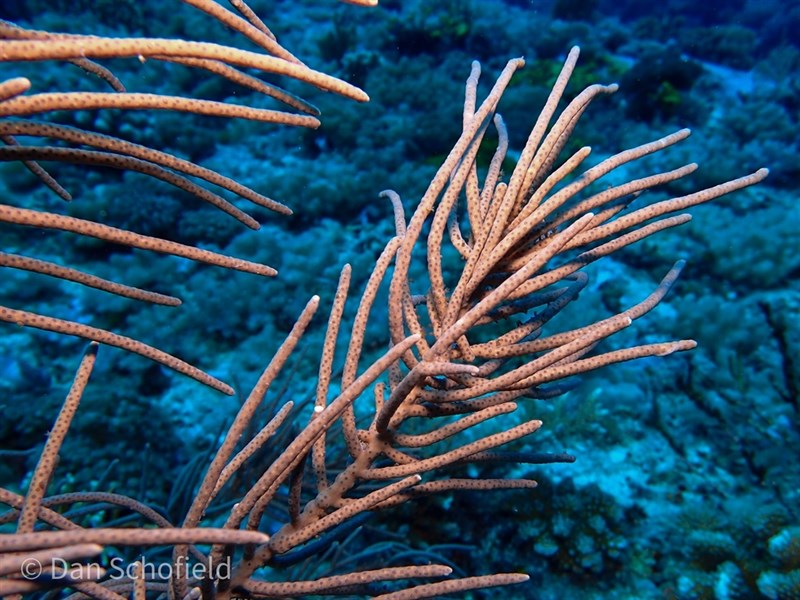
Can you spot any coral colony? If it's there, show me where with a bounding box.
[1,1,797,598]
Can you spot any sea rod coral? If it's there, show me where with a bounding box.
[0,0,767,598]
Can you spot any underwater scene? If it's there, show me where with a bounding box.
[0,0,798,598]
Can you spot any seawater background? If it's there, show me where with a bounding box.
[0,0,798,598]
